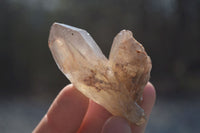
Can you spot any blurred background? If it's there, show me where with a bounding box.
[0,0,200,132]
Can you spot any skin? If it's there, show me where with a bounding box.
[33,82,156,133]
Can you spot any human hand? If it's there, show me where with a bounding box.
[33,82,156,133]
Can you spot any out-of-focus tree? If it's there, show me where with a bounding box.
[0,0,199,99]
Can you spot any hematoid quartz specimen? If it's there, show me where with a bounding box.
[48,23,152,125]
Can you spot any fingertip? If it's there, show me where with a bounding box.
[56,84,89,109]
[142,82,156,119]
[131,82,156,133]
[102,117,132,133]
[144,82,156,102]
[58,84,74,96]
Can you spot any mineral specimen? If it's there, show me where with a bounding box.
[48,23,152,125]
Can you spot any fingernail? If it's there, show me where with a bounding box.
[102,116,132,133]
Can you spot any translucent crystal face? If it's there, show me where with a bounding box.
[48,23,152,125]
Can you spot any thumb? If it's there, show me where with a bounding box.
[101,116,132,133]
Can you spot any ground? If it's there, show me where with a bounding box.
[0,96,200,133]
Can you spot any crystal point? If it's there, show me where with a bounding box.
[48,23,152,125]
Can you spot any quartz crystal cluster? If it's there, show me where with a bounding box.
[48,23,152,125]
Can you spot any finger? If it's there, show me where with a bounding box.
[131,82,156,133]
[77,100,112,133]
[33,84,89,133]
[101,116,132,133]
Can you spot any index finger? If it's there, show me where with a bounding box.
[33,84,89,133]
